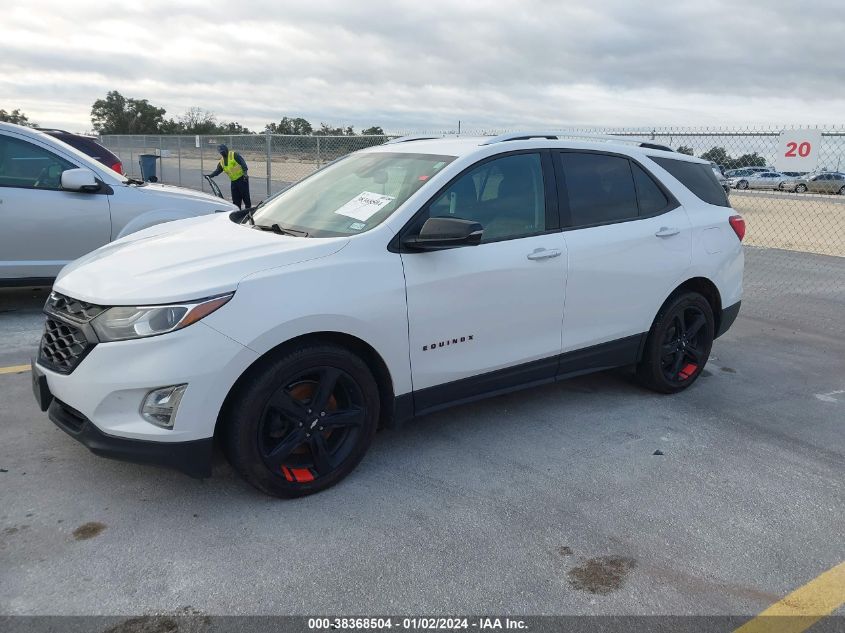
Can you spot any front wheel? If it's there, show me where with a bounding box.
[795,183,807,193]
[839,186,845,195]
[737,180,749,190]
[223,343,380,497]
[636,292,714,394]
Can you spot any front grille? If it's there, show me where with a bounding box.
[38,318,95,374]
[38,292,102,374]
[45,292,105,323]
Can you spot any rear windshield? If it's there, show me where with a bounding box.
[652,157,730,207]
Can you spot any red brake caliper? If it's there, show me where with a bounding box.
[281,465,315,482]
[678,363,698,380]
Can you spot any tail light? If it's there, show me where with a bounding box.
[729,215,745,241]
[110,161,123,174]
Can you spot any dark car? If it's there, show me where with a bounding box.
[36,129,123,174]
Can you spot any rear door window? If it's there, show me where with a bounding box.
[651,157,730,207]
[558,153,638,226]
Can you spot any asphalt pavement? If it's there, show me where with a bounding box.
[0,248,843,619]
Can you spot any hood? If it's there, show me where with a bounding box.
[55,214,349,305]
[134,182,237,208]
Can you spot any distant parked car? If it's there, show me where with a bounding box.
[793,172,845,194]
[729,171,787,190]
[0,122,237,284]
[36,128,123,174]
[710,162,730,196]
[724,167,772,178]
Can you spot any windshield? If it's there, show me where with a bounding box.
[251,151,455,237]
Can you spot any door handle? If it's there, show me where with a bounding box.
[526,248,561,261]
[655,226,680,238]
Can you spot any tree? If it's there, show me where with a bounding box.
[361,126,384,135]
[732,152,767,169]
[676,145,694,156]
[0,108,36,126]
[700,147,729,166]
[218,121,252,134]
[90,90,166,134]
[700,146,767,170]
[178,107,218,134]
[313,122,356,136]
[266,116,313,135]
[158,118,183,134]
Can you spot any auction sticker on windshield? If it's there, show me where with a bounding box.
[334,192,395,222]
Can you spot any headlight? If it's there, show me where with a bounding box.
[91,293,233,342]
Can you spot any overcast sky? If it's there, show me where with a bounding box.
[2,0,843,133]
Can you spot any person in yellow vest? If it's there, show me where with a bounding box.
[206,144,251,209]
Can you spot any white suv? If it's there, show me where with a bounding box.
[0,122,236,284]
[31,132,744,497]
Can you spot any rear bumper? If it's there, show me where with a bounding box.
[716,301,741,338]
[47,397,213,478]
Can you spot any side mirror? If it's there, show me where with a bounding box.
[61,168,101,193]
[403,217,483,250]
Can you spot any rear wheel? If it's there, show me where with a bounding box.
[223,344,379,497]
[636,292,714,394]
[839,185,845,195]
[795,183,808,193]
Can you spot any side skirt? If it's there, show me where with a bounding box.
[394,333,645,423]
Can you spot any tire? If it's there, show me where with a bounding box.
[839,186,845,195]
[795,183,807,193]
[636,292,715,394]
[737,180,748,190]
[222,343,380,498]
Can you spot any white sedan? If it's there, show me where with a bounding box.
[729,171,787,191]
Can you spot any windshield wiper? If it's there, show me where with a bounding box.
[253,223,308,237]
[243,200,267,226]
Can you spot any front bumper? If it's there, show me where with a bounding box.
[37,380,213,478]
[33,316,259,477]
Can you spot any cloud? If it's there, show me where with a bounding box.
[1,0,843,132]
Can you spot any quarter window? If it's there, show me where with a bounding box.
[651,156,730,208]
[426,153,547,242]
[0,135,75,190]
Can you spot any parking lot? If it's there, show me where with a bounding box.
[1,248,842,621]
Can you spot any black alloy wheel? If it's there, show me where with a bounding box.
[224,344,379,497]
[637,292,714,394]
[257,367,365,484]
[658,306,708,386]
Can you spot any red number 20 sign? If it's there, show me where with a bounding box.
[776,130,821,171]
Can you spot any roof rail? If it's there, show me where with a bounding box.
[383,135,443,145]
[480,131,673,152]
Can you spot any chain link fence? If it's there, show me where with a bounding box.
[100,127,845,335]
[100,133,392,199]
